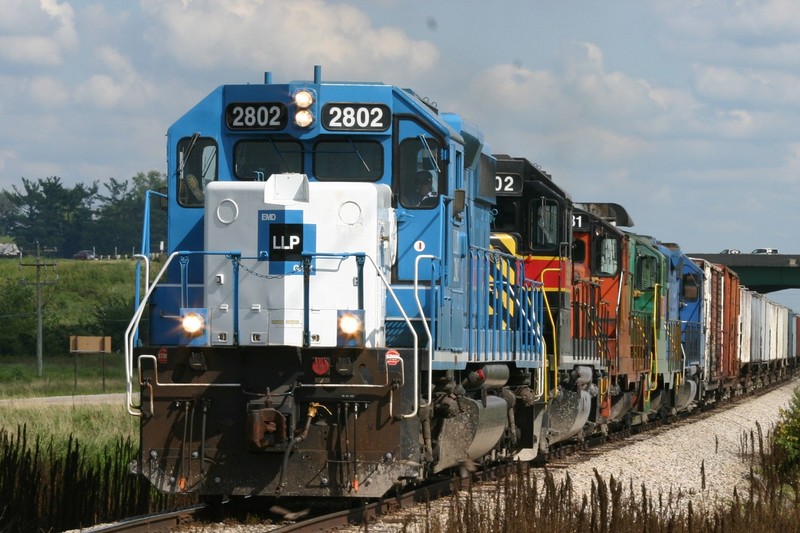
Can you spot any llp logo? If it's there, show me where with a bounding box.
[258,210,316,274]
[269,223,303,261]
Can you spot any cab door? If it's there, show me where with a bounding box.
[388,117,450,349]
[393,118,446,284]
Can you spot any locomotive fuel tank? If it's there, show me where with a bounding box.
[432,394,509,472]
[541,366,594,450]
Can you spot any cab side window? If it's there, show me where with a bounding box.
[682,273,700,302]
[178,136,218,207]
[636,255,659,290]
[528,199,559,249]
[594,236,620,276]
[399,136,442,208]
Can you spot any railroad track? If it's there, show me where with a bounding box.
[82,468,503,532]
[80,504,206,533]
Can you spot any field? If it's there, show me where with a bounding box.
[0,256,140,455]
[0,256,141,360]
[0,354,137,455]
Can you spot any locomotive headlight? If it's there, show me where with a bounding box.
[180,308,208,345]
[294,109,315,128]
[337,310,365,347]
[339,313,361,335]
[293,89,315,109]
[182,312,205,336]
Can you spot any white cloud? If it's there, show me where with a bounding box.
[463,43,703,159]
[693,64,800,107]
[28,76,69,107]
[0,36,64,66]
[653,0,800,37]
[0,0,77,66]
[40,0,78,48]
[652,0,800,66]
[139,0,438,80]
[75,46,157,110]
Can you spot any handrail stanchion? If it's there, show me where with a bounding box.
[414,254,437,409]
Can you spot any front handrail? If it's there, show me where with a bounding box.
[125,249,420,419]
[124,250,240,416]
[125,251,181,416]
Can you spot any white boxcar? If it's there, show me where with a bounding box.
[768,302,789,363]
[738,288,753,365]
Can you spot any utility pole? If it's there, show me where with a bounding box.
[19,242,57,376]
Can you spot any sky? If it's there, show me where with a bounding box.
[2,0,800,307]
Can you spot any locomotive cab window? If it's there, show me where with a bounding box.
[314,139,383,181]
[492,200,520,232]
[635,255,659,290]
[594,235,620,276]
[572,239,586,263]
[177,136,217,207]
[682,273,700,302]
[234,139,302,181]
[528,199,560,249]
[399,136,443,208]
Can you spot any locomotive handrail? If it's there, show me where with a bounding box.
[470,245,546,400]
[136,353,243,416]
[125,250,182,416]
[294,250,418,419]
[649,283,661,392]
[136,190,167,296]
[503,281,547,401]
[132,253,150,345]
[124,250,242,416]
[414,253,437,410]
[125,249,422,419]
[540,266,563,401]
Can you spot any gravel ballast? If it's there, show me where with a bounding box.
[330,378,800,533]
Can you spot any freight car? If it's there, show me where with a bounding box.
[125,68,796,501]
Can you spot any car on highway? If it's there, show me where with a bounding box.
[720,249,741,254]
[72,250,97,260]
[751,248,779,255]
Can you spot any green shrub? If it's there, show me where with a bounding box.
[773,386,800,474]
[0,259,137,358]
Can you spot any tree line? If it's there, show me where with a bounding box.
[0,172,166,258]
[0,172,167,359]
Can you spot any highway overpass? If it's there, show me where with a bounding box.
[688,253,800,294]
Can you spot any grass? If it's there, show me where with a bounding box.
[0,353,193,533]
[0,403,138,458]
[0,353,128,398]
[0,257,139,360]
[0,354,136,457]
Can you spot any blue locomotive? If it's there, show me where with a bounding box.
[125,67,546,498]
